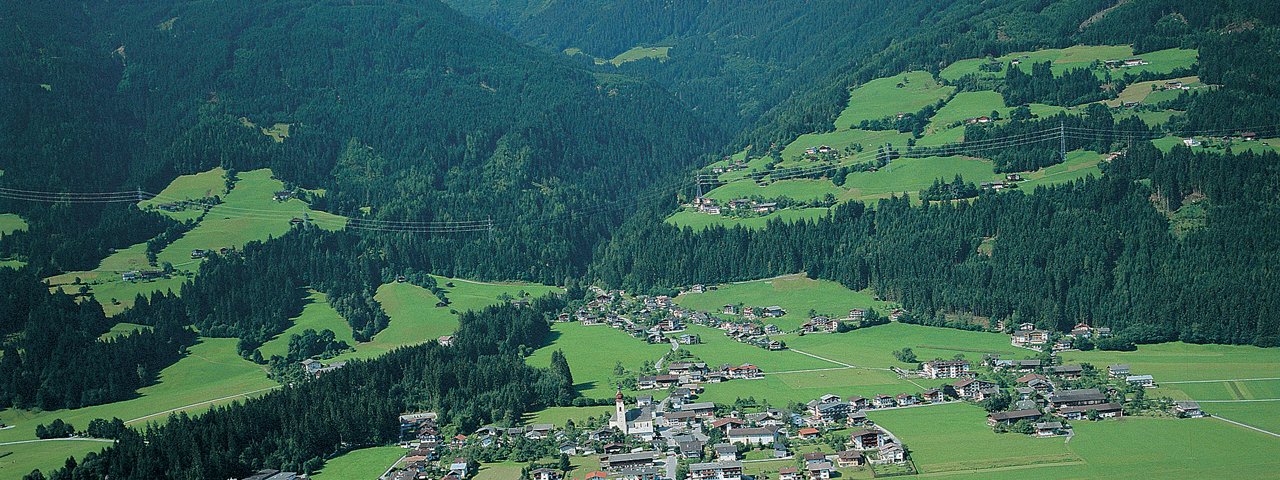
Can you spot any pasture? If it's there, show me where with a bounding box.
[928,90,1008,127]
[676,325,833,372]
[704,178,843,203]
[783,322,1026,369]
[673,274,892,331]
[0,441,109,479]
[258,290,356,359]
[138,167,228,222]
[0,213,28,235]
[311,445,404,479]
[98,322,152,341]
[527,322,672,399]
[609,46,670,66]
[940,45,1196,81]
[696,365,922,406]
[1016,150,1105,189]
[1061,341,1280,382]
[523,405,613,428]
[780,129,913,162]
[664,207,828,231]
[840,155,1003,202]
[835,71,955,128]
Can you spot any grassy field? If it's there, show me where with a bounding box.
[259,290,356,359]
[705,178,844,203]
[929,91,1009,127]
[941,45,1196,81]
[1197,401,1280,434]
[311,445,404,479]
[0,440,110,479]
[527,322,671,399]
[98,322,152,341]
[1017,150,1105,189]
[0,213,28,235]
[784,322,1025,369]
[0,338,274,444]
[673,274,892,330]
[1061,342,1280,382]
[523,405,613,428]
[835,71,954,128]
[1107,76,1200,107]
[330,277,559,362]
[677,325,833,372]
[780,129,914,162]
[696,364,923,406]
[609,46,669,66]
[665,208,829,231]
[840,155,1002,202]
[869,402,1078,474]
[138,167,228,222]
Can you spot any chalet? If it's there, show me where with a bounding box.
[663,410,700,427]
[725,364,762,380]
[190,249,209,259]
[895,393,917,406]
[766,340,785,351]
[753,202,778,214]
[637,376,658,390]
[723,304,737,315]
[726,426,779,445]
[1011,329,1050,348]
[764,324,781,334]
[1126,374,1155,388]
[806,461,833,479]
[987,409,1042,426]
[602,442,627,454]
[1005,173,1024,182]
[689,461,743,480]
[1122,101,1139,108]
[301,359,322,375]
[690,284,706,294]
[122,271,140,281]
[1048,388,1107,409]
[796,427,820,439]
[1108,364,1130,377]
[601,451,659,472]
[679,334,702,345]
[873,394,896,409]
[1175,401,1203,418]
[848,428,883,450]
[530,468,562,480]
[449,458,470,476]
[701,205,722,215]
[837,450,865,467]
[710,418,746,432]
[1035,422,1064,437]
[848,396,869,409]
[874,443,906,464]
[525,424,554,439]
[889,308,906,321]
[714,443,738,462]
[763,306,786,317]
[668,362,708,376]
[682,402,717,417]
[437,335,454,347]
[779,467,801,480]
[1165,80,1185,89]
[289,217,304,225]
[922,360,971,379]
[848,308,865,321]
[812,402,851,422]
[1047,364,1083,379]
[922,388,943,403]
[1183,138,1201,147]
[1242,131,1259,141]
[273,190,293,201]
[1058,402,1123,420]
[1016,373,1048,385]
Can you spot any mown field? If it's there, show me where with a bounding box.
[665,207,829,231]
[1061,342,1280,382]
[608,46,669,66]
[310,445,404,480]
[522,405,614,428]
[705,178,844,203]
[940,45,1196,80]
[0,441,111,479]
[137,167,228,222]
[835,70,955,127]
[676,325,833,372]
[0,213,27,235]
[527,322,672,400]
[673,274,892,331]
[97,322,152,341]
[784,322,1025,368]
[259,290,357,359]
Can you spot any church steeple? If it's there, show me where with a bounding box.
[612,389,628,435]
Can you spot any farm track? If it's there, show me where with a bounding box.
[124,385,281,425]
[0,438,115,447]
[1209,415,1280,438]
[1161,377,1280,384]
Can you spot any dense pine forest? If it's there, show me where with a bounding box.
[3,0,1280,478]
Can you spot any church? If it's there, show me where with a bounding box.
[611,390,656,440]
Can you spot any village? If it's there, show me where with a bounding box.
[369,285,1205,480]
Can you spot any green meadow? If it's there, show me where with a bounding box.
[523,405,613,428]
[783,322,1026,369]
[311,445,404,480]
[835,71,955,127]
[608,46,669,66]
[665,208,829,231]
[1061,341,1280,382]
[0,213,28,235]
[259,290,357,359]
[0,441,110,479]
[696,364,922,406]
[705,178,844,203]
[676,325,832,372]
[527,322,672,399]
[1016,150,1105,189]
[780,129,913,162]
[97,322,152,341]
[1197,401,1280,434]
[928,90,1008,127]
[674,274,892,331]
[941,45,1196,81]
[138,167,228,222]
[840,155,1003,202]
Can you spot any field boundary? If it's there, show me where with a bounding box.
[1161,377,1280,384]
[1210,415,1280,438]
[0,437,115,447]
[124,385,281,425]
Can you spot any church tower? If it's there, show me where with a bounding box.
[612,390,628,435]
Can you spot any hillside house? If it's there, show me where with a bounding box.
[895,393,918,406]
[1126,375,1156,388]
[806,461,833,479]
[846,410,869,426]
[874,443,906,464]
[530,468,562,480]
[796,427,820,439]
[1035,422,1065,437]
[1047,364,1083,379]
[922,388,943,403]
[848,309,865,321]
[837,450,865,467]
[779,467,800,480]
[689,461,743,480]
[763,306,786,317]
[873,394,896,409]
[951,378,997,400]
[848,428,883,449]
[722,304,737,315]
[1011,329,1050,348]
[922,359,971,379]
[601,451,659,472]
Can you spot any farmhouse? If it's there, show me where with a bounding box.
[1035,422,1065,437]
[1058,402,1123,420]
[987,409,1042,426]
[437,335,454,346]
[796,427,820,439]
[873,394,896,408]
[1048,388,1107,409]
[763,306,786,317]
[1047,364,1083,379]
[723,305,737,315]
[922,388,943,403]
[922,359,971,379]
[714,443,738,462]
[601,451,659,472]
[778,467,800,480]
[1011,329,1050,348]
[1108,364,1130,377]
[530,468,562,480]
[1175,401,1203,418]
[951,378,997,400]
[806,461,833,479]
[1126,375,1155,387]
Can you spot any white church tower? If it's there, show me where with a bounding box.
[612,390,629,435]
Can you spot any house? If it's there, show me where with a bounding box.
[190,249,209,259]
[679,334,702,345]
[922,388,943,403]
[1016,373,1048,385]
[1006,359,1042,371]
[678,440,705,459]
[449,458,470,476]
[846,410,869,426]
[922,360,971,379]
[872,394,896,409]
[987,409,1042,426]
[1126,375,1155,388]
[600,451,659,472]
[1108,364,1130,377]
[726,426,779,445]
[681,402,716,417]
[530,468,562,480]
[1058,402,1123,420]
[779,467,801,480]
[753,203,778,214]
[437,335,454,347]
[1047,365,1083,379]
[1183,137,1202,147]
[610,466,663,480]
[848,428,883,449]
[1048,389,1107,409]
[713,443,738,462]
[1011,329,1050,348]
[273,190,293,201]
[723,305,737,315]
[1242,131,1259,141]
[805,461,833,479]
[688,461,743,480]
[525,424,554,439]
[710,418,746,432]
[1006,173,1024,182]
[895,394,917,406]
[874,443,906,464]
[812,401,851,422]
[796,427,820,439]
[1035,422,1064,437]
[836,450,865,467]
[725,364,762,380]
[848,396,869,410]
[802,452,827,465]
[1175,401,1203,418]
[300,358,322,375]
[766,340,785,351]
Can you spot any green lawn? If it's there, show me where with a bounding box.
[527,322,671,400]
[1198,401,1280,434]
[311,445,404,479]
[674,274,892,331]
[0,213,27,236]
[609,46,670,66]
[868,402,1078,474]
[835,71,955,127]
[696,366,922,406]
[259,290,356,359]
[665,208,829,231]
[0,440,110,479]
[1060,342,1280,382]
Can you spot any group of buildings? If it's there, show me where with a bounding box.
[1010,322,1112,351]
[691,196,778,216]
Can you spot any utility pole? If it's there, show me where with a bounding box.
[1059,118,1067,163]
